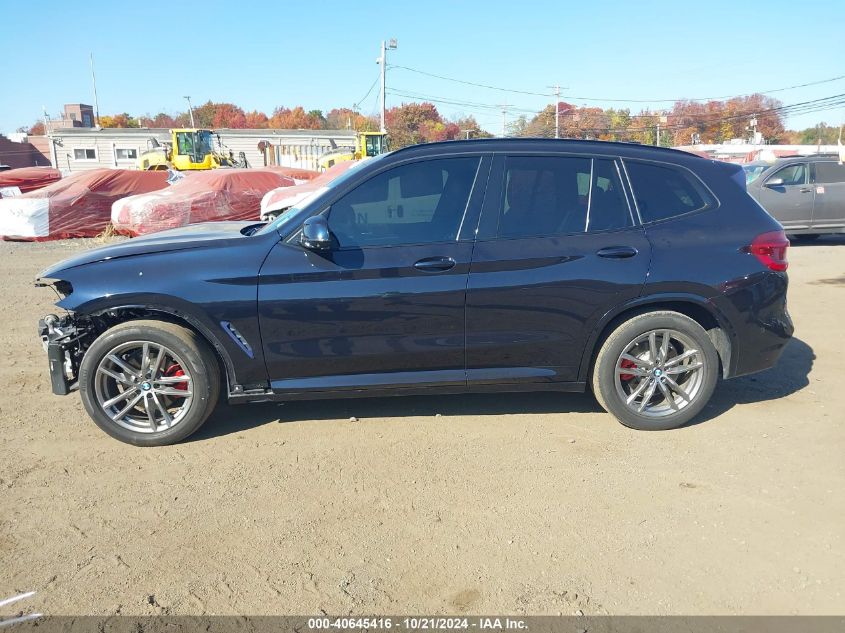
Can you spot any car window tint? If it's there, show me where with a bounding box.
[497,156,632,238]
[770,163,806,186]
[588,159,633,231]
[814,161,845,184]
[328,157,480,248]
[625,160,714,223]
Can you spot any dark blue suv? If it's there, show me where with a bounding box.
[37,139,793,445]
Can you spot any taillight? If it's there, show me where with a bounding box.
[748,230,789,271]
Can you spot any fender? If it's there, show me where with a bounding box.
[70,294,249,393]
[576,291,738,383]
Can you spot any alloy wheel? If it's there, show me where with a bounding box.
[613,329,706,418]
[93,341,194,433]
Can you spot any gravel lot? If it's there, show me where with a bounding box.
[1,236,843,616]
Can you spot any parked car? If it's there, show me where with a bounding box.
[745,154,845,240]
[37,139,793,445]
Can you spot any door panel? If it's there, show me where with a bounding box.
[758,163,814,228]
[810,161,845,227]
[466,230,650,383]
[258,242,473,391]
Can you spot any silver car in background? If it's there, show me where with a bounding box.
[745,155,845,240]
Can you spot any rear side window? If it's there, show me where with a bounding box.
[497,155,632,238]
[625,160,714,223]
[814,161,845,184]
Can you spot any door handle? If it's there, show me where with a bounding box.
[799,187,813,193]
[414,256,456,272]
[596,246,638,259]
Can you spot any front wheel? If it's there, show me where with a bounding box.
[592,311,719,430]
[78,320,220,446]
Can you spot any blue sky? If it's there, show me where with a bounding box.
[2,0,844,135]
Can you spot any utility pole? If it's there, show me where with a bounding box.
[184,96,195,127]
[547,84,562,138]
[377,38,397,133]
[501,103,509,137]
[656,113,668,146]
[461,129,475,140]
[89,52,101,128]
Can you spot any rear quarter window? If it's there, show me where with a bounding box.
[625,160,715,223]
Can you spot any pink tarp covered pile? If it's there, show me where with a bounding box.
[261,161,357,216]
[0,167,62,195]
[112,169,295,236]
[266,166,320,183]
[0,169,169,241]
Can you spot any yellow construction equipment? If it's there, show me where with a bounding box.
[316,132,387,171]
[137,129,247,171]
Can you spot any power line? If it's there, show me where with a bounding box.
[354,74,381,111]
[388,64,845,105]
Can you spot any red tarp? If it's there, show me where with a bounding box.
[0,167,62,195]
[0,169,169,241]
[261,161,358,216]
[266,166,320,183]
[112,168,295,236]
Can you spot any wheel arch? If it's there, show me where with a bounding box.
[579,293,735,383]
[86,303,236,392]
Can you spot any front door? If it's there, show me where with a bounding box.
[810,160,845,228]
[466,154,651,385]
[258,155,487,393]
[758,162,814,230]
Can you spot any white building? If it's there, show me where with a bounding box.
[46,127,359,172]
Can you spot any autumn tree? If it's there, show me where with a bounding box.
[325,108,378,131]
[244,110,269,128]
[452,115,492,139]
[385,102,461,148]
[98,113,140,128]
[27,121,45,135]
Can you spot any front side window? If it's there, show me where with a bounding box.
[327,157,480,248]
[813,161,845,184]
[497,155,632,238]
[73,148,97,160]
[625,160,714,223]
[768,163,807,186]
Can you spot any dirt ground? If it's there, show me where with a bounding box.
[1,236,843,617]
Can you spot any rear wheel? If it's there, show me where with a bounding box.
[592,311,719,430]
[79,320,220,446]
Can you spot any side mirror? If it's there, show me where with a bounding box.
[300,215,332,251]
[765,178,784,187]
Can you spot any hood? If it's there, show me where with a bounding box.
[37,221,260,279]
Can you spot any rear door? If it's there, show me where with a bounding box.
[758,162,814,229]
[465,153,650,386]
[810,160,845,229]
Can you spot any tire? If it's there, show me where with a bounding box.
[591,311,719,431]
[79,320,220,446]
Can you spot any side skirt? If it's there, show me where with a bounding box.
[227,381,587,405]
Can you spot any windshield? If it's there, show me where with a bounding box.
[176,131,215,159]
[255,156,383,236]
[743,164,769,184]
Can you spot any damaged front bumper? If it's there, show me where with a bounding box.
[38,314,89,395]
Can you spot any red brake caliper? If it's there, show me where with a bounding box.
[619,358,637,381]
[163,363,188,394]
